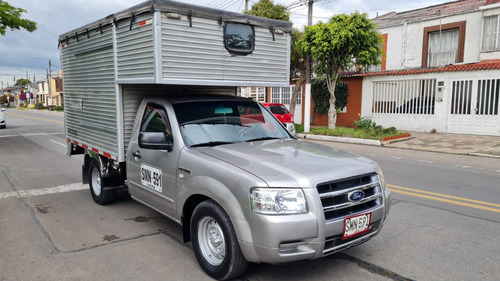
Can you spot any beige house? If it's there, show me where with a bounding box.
[37,70,63,107]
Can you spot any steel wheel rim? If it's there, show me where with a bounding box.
[91,167,102,196]
[197,216,226,266]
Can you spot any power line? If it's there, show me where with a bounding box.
[237,0,245,12]
[208,0,229,9]
[290,11,331,20]
[216,0,234,9]
[286,0,307,10]
[222,0,241,10]
[212,0,239,10]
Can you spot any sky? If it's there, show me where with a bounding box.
[0,0,448,88]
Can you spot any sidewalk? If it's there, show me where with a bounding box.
[298,132,500,157]
[385,132,500,157]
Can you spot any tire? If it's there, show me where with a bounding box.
[89,159,117,205]
[191,200,249,280]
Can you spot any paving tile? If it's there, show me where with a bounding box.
[385,132,500,156]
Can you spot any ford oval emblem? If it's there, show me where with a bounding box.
[348,190,365,202]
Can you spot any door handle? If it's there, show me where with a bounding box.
[132,151,141,159]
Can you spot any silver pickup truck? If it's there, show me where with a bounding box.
[85,94,392,280]
[60,1,390,279]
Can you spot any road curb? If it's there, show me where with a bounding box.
[296,133,382,146]
[468,152,500,158]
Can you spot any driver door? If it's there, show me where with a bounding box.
[127,103,179,219]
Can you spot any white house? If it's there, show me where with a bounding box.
[360,0,500,136]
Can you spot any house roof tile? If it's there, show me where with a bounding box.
[373,0,487,28]
[356,59,500,77]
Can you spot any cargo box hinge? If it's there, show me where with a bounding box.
[129,13,136,30]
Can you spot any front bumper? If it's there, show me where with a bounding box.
[238,187,389,264]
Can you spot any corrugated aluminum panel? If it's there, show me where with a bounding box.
[61,24,119,157]
[121,85,148,154]
[223,27,288,82]
[161,15,289,84]
[162,16,224,80]
[121,85,236,155]
[116,13,155,79]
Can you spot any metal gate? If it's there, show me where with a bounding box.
[448,79,500,135]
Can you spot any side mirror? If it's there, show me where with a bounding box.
[138,132,173,151]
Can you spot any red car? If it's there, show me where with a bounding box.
[261,103,295,134]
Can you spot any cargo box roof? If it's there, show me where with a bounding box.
[59,0,292,43]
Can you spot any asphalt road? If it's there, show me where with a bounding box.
[1,109,499,281]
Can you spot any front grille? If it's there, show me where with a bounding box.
[317,173,382,221]
[323,221,382,255]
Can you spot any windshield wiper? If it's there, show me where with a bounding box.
[245,137,282,142]
[190,141,234,147]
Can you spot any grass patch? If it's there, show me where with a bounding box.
[294,124,409,141]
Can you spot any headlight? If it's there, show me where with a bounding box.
[374,168,386,190]
[250,188,307,215]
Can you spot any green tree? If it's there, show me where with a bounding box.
[312,78,348,115]
[289,29,307,117]
[299,12,382,129]
[246,0,305,116]
[15,78,30,87]
[0,94,9,104]
[0,0,37,35]
[245,0,290,22]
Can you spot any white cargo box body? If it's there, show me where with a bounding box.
[59,0,292,162]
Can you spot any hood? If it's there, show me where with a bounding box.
[197,139,378,188]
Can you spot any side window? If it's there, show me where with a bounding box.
[224,22,255,55]
[141,104,172,141]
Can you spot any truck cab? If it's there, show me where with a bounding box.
[118,95,390,280]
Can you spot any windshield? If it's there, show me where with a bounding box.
[174,100,292,147]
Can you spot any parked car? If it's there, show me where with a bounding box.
[261,103,295,133]
[0,109,6,128]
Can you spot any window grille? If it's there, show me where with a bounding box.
[477,79,499,115]
[451,80,473,115]
[270,86,301,105]
[372,79,436,115]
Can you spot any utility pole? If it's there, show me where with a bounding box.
[245,0,249,12]
[304,0,313,133]
[48,59,52,101]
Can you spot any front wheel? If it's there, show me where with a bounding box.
[191,200,249,280]
[89,159,116,205]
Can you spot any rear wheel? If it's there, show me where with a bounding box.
[89,159,116,204]
[191,200,249,280]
